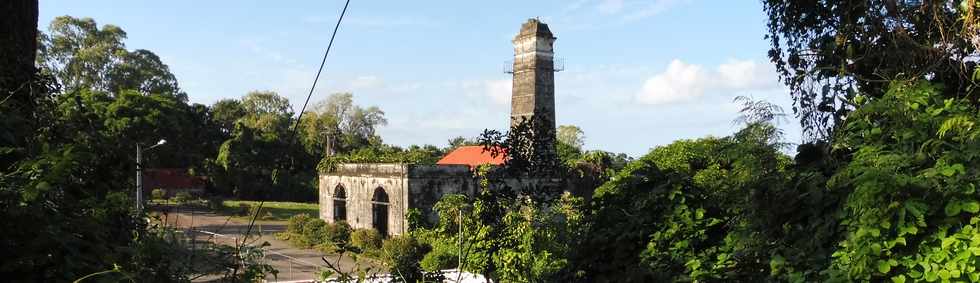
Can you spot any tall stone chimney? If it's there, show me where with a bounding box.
[510,18,558,161]
[510,18,557,129]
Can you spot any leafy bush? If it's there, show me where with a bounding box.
[381,236,430,282]
[325,221,352,246]
[287,214,313,235]
[351,228,383,253]
[823,81,980,281]
[420,244,456,272]
[151,188,166,200]
[173,191,193,204]
[282,214,313,246]
[574,123,793,282]
[302,218,329,247]
[205,195,224,211]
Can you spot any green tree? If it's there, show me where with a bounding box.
[573,122,793,282]
[825,80,980,281]
[556,125,585,149]
[312,92,388,152]
[762,0,979,140]
[446,136,478,151]
[39,16,183,99]
[211,98,246,136]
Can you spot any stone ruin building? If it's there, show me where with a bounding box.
[318,19,561,236]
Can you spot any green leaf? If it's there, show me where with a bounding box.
[963,201,980,213]
[938,270,950,280]
[878,261,892,274]
[891,274,906,283]
[945,202,962,216]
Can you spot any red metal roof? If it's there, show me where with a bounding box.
[437,146,506,168]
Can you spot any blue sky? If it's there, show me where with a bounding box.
[39,0,802,157]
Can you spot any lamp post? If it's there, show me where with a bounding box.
[136,139,166,213]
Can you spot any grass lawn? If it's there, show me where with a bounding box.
[219,200,319,221]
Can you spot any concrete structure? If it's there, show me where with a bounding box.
[510,18,557,129]
[318,19,563,236]
[319,164,479,236]
[510,19,558,158]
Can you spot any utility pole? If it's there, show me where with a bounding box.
[136,139,166,214]
[136,143,142,212]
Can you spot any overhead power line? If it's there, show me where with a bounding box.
[241,0,352,252]
[289,0,352,143]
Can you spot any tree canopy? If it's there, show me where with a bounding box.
[763,0,980,140]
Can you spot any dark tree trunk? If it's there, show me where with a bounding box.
[0,0,38,88]
[0,0,40,168]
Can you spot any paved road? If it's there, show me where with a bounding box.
[157,207,383,282]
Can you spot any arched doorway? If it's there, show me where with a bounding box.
[372,187,389,236]
[333,185,347,222]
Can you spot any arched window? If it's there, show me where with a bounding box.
[333,185,347,222]
[371,187,389,236]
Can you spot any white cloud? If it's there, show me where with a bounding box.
[350,75,383,89]
[598,0,625,15]
[637,60,707,105]
[622,0,690,22]
[636,59,779,105]
[562,0,591,13]
[343,16,434,29]
[716,59,777,90]
[240,39,297,65]
[486,79,512,105]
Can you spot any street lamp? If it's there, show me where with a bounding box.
[136,139,166,213]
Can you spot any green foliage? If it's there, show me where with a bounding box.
[762,0,979,140]
[151,188,166,200]
[287,213,313,235]
[556,125,585,149]
[575,122,795,282]
[211,91,397,201]
[825,80,980,281]
[420,244,458,272]
[381,235,431,282]
[351,228,383,253]
[325,221,353,247]
[318,144,445,172]
[221,200,318,221]
[172,191,192,204]
[1,13,273,281]
[447,136,479,151]
[302,218,329,247]
[283,214,351,250]
[412,191,585,282]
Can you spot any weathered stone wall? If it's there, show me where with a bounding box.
[510,18,556,130]
[406,165,478,224]
[319,164,409,235]
[511,19,558,159]
[319,164,480,235]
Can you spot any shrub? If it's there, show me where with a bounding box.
[351,228,382,253]
[237,203,251,216]
[173,191,192,204]
[151,188,166,200]
[324,221,352,247]
[381,236,431,282]
[205,195,224,211]
[287,214,313,235]
[247,203,264,218]
[420,244,456,272]
[302,218,329,246]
